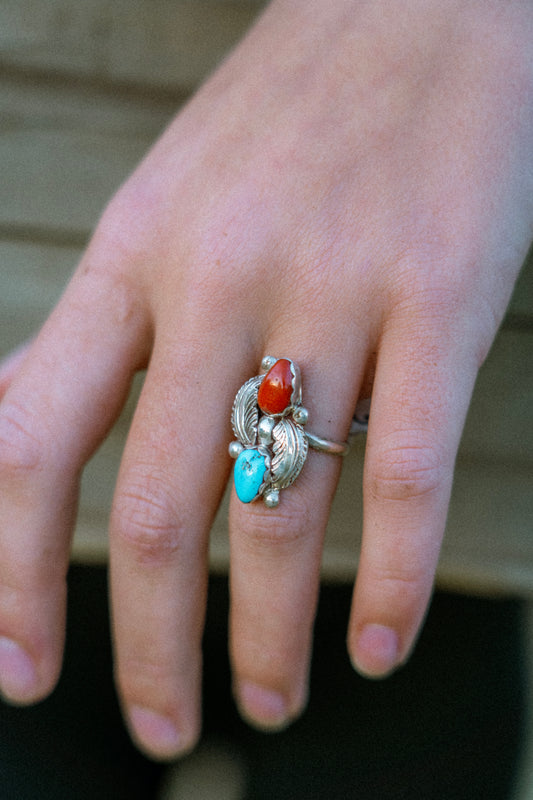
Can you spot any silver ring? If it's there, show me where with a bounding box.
[305,431,349,456]
[229,356,368,508]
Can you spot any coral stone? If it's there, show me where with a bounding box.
[257,358,294,415]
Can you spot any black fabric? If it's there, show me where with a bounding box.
[0,566,526,800]
[203,580,526,800]
[0,566,164,800]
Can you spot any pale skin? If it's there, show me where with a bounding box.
[0,0,532,762]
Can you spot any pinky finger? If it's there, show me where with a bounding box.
[348,316,480,678]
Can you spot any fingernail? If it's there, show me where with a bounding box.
[237,682,289,730]
[0,637,38,701]
[353,624,400,678]
[129,706,182,758]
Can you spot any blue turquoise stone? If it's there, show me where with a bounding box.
[234,449,268,503]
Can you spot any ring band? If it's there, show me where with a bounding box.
[305,431,350,456]
[229,356,368,508]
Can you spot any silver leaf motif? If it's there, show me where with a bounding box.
[231,375,262,446]
[271,417,308,490]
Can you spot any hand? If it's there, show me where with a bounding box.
[0,0,531,760]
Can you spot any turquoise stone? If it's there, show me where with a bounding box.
[234,448,268,503]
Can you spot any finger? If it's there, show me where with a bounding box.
[348,308,479,677]
[0,265,148,703]
[109,331,246,760]
[228,342,366,730]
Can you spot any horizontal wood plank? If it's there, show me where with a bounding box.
[1,80,172,236]
[0,0,263,93]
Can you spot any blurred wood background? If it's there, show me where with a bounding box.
[1,3,533,798]
[1,0,531,597]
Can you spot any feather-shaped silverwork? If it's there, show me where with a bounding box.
[271,417,308,490]
[230,357,354,507]
[231,375,262,446]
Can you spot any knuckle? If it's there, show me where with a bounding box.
[112,470,185,564]
[367,562,428,604]
[76,242,148,341]
[362,562,432,635]
[366,438,446,503]
[237,499,312,554]
[89,183,155,268]
[237,635,299,682]
[118,656,177,707]
[0,400,46,478]
[79,265,142,331]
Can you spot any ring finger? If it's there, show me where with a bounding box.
[228,335,367,730]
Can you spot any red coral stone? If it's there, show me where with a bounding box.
[258,358,294,415]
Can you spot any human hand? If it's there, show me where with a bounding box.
[0,0,531,760]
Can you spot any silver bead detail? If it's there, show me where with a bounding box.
[293,406,309,426]
[263,488,280,508]
[257,415,276,445]
[261,355,277,372]
[228,440,244,459]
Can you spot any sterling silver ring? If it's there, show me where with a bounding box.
[229,356,369,508]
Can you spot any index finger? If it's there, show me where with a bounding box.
[0,266,148,703]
